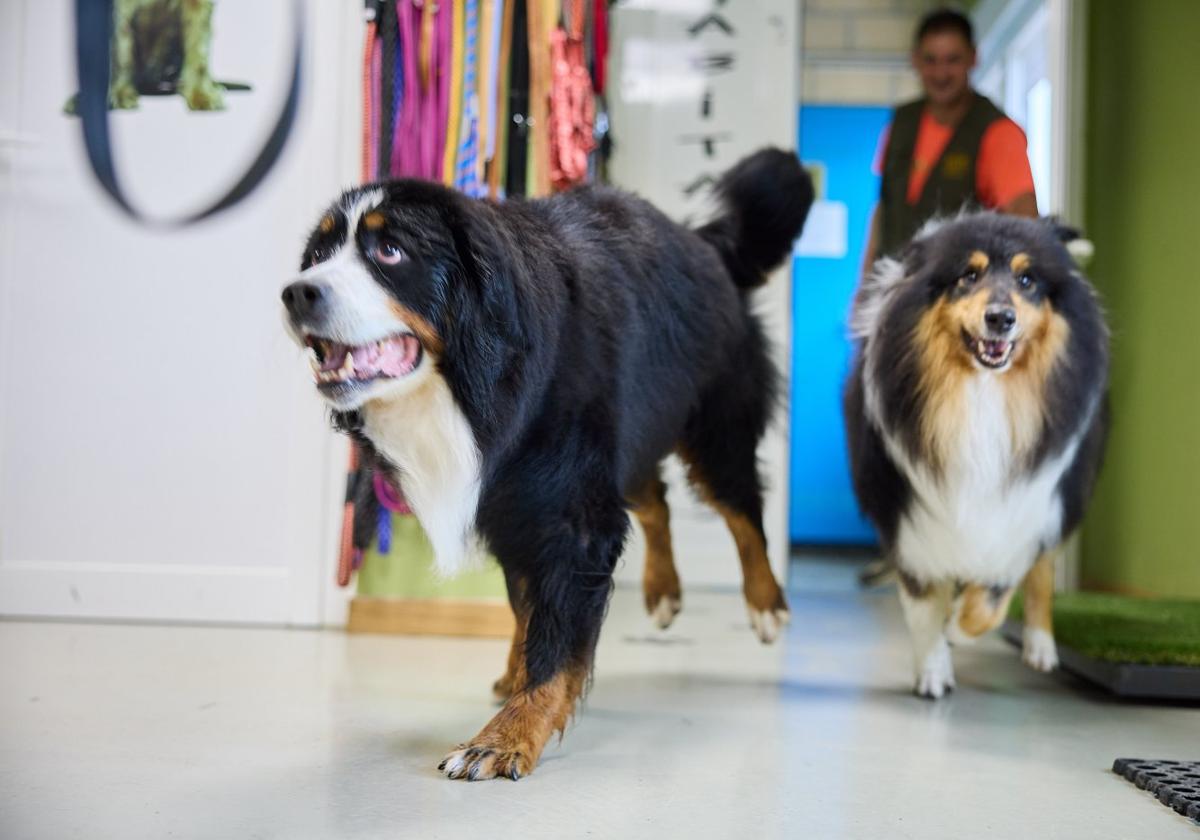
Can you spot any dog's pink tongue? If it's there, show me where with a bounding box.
[351,336,419,378]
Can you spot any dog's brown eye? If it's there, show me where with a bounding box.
[373,241,406,266]
[959,270,978,286]
[1018,273,1035,290]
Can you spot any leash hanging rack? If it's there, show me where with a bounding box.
[336,0,610,588]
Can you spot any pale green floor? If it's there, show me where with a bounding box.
[0,559,1196,839]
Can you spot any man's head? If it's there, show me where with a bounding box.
[912,8,976,109]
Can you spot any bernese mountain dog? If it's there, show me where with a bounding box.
[281,149,813,779]
[844,213,1109,698]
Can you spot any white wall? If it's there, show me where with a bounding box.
[0,0,362,625]
[802,0,938,106]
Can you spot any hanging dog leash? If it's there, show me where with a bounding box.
[549,0,595,190]
[73,0,304,226]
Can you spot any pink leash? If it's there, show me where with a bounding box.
[373,472,413,515]
[392,0,452,181]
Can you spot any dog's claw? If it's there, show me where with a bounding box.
[441,743,529,781]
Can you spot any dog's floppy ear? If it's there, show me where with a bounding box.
[851,254,908,340]
[447,207,524,342]
[436,200,532,449]
[1043,215,1095,267]
[898,231,931,272]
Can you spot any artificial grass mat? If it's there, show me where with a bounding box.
[1009,592,1200,667]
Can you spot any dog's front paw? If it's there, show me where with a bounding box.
[914,638,956,699]
[439,742,532,782]
[1022,627,1059,672]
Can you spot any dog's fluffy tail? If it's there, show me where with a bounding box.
[696,148,815,289]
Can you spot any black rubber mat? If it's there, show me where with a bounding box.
[1000,622,1200,700]
[1113,758,1200,822]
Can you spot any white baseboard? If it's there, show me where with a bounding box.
[0,561,305,626]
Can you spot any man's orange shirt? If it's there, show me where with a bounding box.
[876,109,1036,209]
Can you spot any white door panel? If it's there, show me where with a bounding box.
[0,0,359,625]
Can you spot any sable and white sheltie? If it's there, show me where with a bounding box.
[282,150,813,778]
[844,214,1109,698]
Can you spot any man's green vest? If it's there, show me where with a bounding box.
[879,93,1005,257]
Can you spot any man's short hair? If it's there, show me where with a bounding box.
[914,8,975,49]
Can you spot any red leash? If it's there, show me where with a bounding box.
[336,444,361,588]
[549,0,595,190]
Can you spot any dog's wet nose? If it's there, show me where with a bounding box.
[282,281,327,321]
[984,304,1017,335]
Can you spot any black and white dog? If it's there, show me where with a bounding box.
[282,150,813,779]
[844,214,1109,698]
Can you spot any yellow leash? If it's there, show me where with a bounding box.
[442,0,466,185]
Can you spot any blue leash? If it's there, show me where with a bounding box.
[73,0,305,226]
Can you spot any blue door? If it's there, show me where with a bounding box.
[789,105,889,546]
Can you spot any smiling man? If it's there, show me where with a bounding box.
[863,8,1039,268]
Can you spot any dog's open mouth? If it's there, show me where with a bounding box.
[305,333,423,389]
[963,330,1015,369]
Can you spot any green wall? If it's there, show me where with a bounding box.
[1082,0,1200,597]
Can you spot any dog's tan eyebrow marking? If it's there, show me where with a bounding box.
[318,214,335,234]
[1010,252,1031,274]
[967,250,990,273]
[363,211,386,231]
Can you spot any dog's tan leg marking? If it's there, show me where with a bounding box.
[1021,547,1059,671]
[714,503,790,642]
[441,664,586,781]
[629,475,682,629]
[951,584,1015,639]
[492,612,527,703]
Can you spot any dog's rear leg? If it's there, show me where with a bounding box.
[679,442,790,644]
[441,495,624,781]
[681,453,792,643]
[898,572,955,699]
[678,324,788,643]
[629,470,682,629]
[1021,547,1059,672]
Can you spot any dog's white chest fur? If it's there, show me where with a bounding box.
[888,376,1074,586]
[363,374,483,576]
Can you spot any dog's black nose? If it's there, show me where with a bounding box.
[984,305,1017,335]
[282,281,327,321]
